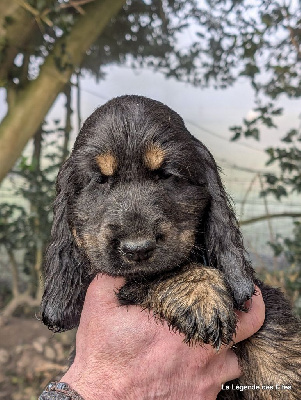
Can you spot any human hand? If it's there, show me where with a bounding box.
[61,275,265,400]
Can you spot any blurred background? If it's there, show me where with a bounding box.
[0,0,300,398]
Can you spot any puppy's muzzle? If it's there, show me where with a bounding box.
[120,238,156,262]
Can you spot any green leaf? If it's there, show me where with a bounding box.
[229,125,242,141]
[282,129,298,143]
[265,173,278,185]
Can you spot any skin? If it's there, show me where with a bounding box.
[61,275,265,400]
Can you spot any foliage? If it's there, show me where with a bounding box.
[216,0,301,200]
[269,221,301,267]
[208,0,301,291]
[4,1,300,96]
[1,0,231,89]
[263,129,301,199]
[266,221,301,314]
[0,204,29,252]
[258,263,301,316]
[0,122,65,297]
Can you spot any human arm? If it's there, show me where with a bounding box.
[53,274,265,400]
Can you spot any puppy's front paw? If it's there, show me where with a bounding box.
[143,265,237,349]
[117,279,150,306]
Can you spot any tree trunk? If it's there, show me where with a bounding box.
[6,248,20,297]
[0,0,126,183]
[62,84,72,161]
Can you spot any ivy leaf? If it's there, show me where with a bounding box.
[229,125,242,141]
[282,129,298,143]
[265,173,278,185]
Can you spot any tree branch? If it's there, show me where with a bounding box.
[0,0,38,84]
[0,293,40,326]
[240,213,301,226]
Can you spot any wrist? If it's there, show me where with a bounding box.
[61,363,220,400]
[61,364,123,400]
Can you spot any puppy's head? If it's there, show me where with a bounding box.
[71,96,210,277]
[41,95,254,332]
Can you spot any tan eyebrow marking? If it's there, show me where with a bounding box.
[144,144,165,170]
[95,152,117,176]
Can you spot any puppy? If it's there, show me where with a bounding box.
[41,95,301,399]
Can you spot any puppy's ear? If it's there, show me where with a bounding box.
[41,158,90,332]
[195,141,255,309]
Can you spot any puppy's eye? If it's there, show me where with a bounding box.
[153,170,173,181]
[95,174,109,184]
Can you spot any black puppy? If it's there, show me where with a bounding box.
[41,95,301,399]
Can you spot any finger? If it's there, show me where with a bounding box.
[234,286,265,343]
[89,274,125,302]
[219,349,241,383]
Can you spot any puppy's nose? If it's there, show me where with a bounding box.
[120,239,156,262]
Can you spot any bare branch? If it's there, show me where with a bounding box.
[240,213,301,226]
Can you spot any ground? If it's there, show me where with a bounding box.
[0,317,75,400]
